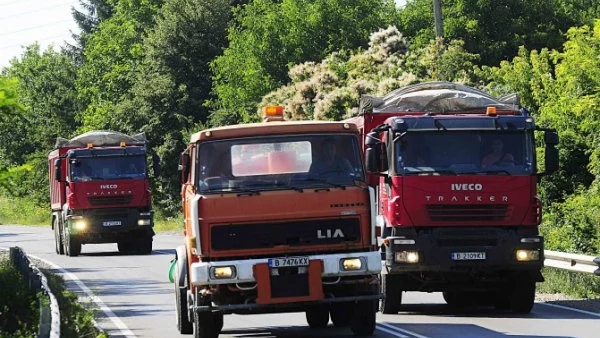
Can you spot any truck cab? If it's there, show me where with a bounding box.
[348,82,559,314]
[49,131,157,256]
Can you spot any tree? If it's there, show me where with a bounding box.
[116,0,232,215]
[75,0,163,131]
[398,0,598,66]
[1,45,78,201]
[209,0,397,125]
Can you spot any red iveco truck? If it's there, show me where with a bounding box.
[49,130,157,256]
[173,106,381,337]
[346,82,559,314]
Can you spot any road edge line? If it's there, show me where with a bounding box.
[377,322,431,338]
[27,252,138,338]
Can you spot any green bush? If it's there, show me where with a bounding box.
[0,257,40,337]
[0,195,48,226]
[542,186,600,255]
[538,267,600,299]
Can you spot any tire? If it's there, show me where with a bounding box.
[54,218,64,255]
[194,311,221,338]
[443,291,474,308]
[175,267,193,334]
[136,236,153,255]
[306,305,329,328]
[380,274,401,314]
[330,302,352,327]
[65,232,81,257]
[351,300,376,336]
[118,240,135,254]
[510,279,536,314]
[493,289,511,310]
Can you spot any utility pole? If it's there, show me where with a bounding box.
[433,0,444,38]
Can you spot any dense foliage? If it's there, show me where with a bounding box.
[1,0,600,256]
[0,258,39,336]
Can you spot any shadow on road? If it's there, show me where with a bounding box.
[378,322,575,338]
[220,325,359,337]
[389,302,599,320]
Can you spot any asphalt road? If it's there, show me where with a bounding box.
[1,225,599,338]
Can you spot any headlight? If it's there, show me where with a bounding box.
[137,219,152,226]
[73,219,87,231]
[210,266,236,279]
[395,251,419,263]
[340,258,364,271]
[516,249,540,261]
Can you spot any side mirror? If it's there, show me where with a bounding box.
[179,152,190,184]
[544,131,559,174]
[365,143,388,173]
[152,154,161,177]
[54,159,62,182]
[365,148,379,173]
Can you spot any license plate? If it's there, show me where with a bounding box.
[451,252,486,260]
[268,256,309,268]
[102,221,122,227]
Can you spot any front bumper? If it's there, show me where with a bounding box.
[385,228,544,273]
[190,251,381,286]
[67,208,154,243]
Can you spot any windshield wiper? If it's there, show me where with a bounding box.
[301,178,347,189]
[242,181,304,193]
[404,169,457,176]
[480,169,512,175]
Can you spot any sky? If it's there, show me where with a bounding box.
[0,0,408,70]
[0,0,81,69]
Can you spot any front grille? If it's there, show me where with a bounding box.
[438,238,497,247]
[88,195,133,206]
[427,204,507,222]
[211,218,360,251]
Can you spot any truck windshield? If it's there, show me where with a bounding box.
[197,134,364,193]
[69,155,147,181]
[394,131,534,175]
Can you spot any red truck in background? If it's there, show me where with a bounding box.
[49,130,158,256]
[346,82,559,314]
[173,106,381,338]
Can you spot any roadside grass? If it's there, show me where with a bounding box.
[42,269,108,338]
[538,267,600,299]
[0,194,183,232]
[0,195,48,226]
[0,256,39,337]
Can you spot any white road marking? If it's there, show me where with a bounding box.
[539,302,600,318]
[376,324,410,337]
[376,323,429,338]
[0,248,137,338]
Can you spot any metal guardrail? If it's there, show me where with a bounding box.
[8,247,60,338]
[544,250,600,275]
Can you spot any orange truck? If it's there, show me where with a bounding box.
[172,107,382,337]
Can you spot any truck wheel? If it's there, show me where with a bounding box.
[118,240,135,254]
[54,218,64,255]
[194,311,221,338]
[136,236,153,255]
[175,268,193,334]
[306,305,329,328]
[443,291,475,308]
[350,300,376,336]
[510,279,536,313]
[65,233,81,257]
[330,302,352,327]
[380,274,401,314]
